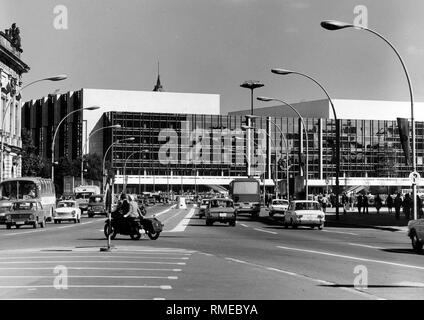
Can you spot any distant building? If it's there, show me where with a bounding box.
[0,23,30,179]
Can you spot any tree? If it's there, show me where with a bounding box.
[21,129,49,177]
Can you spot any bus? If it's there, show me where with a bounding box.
[74,185,101,213]
[0,177,56,221]
[229,178,261,218]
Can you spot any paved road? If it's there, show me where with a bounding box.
[0,204,423,300]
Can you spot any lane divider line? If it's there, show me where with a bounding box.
[348,243,383,250]
[0,261,186,265]
[0,285,173,289]
[167,208,196,232]
[0,267,182,271]
[322,230,358,236]
[0,275,178,279]
[253,228,278,235]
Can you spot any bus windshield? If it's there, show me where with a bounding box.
[75,192,93,200]
[0,180,38,200]
[232,182,258,194]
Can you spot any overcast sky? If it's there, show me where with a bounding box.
[3,0,424,115]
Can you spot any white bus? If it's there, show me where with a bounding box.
[74,185,101,213]
[0,177,56,221]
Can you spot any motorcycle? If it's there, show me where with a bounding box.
[104,212,164,240]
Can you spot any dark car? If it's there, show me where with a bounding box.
[205,198,237,226]
[5,200,48,229]
[87,194,106,218]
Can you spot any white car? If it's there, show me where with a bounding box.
[269,199,289,218]
[407,218,424,252]
[284,200,325,229]
[53,200,81,224]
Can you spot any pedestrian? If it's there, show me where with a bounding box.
[394,193,402,220]
[363,193,369,214]
[402,193,412,220]
[386,194,393,214]
[417,195,423,219]
[357,193,363,214]
[342,192,348,214]
[374,194,382,214]
[349,193,355,211]
[321,195,328,213]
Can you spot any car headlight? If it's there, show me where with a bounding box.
[297,215,303,218]
[72,210,76,216]
[5,214,11,221]
[317,215,323,219]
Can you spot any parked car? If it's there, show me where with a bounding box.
[197,199,210,218]
[205,198,237,226]
[87,194,106,218]
[53,200,81,224]
[5,200,48,229]
[0,201,13,225]
[284,200,325,229]
[407,218,424,252]
[269,199,289,218]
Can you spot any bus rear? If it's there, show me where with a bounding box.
[229,178,261,218]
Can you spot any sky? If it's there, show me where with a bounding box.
[2,0,424,115]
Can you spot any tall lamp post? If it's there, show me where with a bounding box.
[321,20,417,219]
[257,96,309,200]
[241,81,264,177]
[271,68,340,218]
[122,149,149,193]
[1,74,67,181]
[81,124,121,185]
[51,105,99,187]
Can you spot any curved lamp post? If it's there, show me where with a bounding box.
[321,20,417,219]
[257,96,309,200]
[1,74,68,181]
[51,105,99,186]
[122,149,149,193]
[102,137,136,181]
[271,68,340,218]
[81,124,121,185]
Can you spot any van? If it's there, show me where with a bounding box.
[87,194,106,218]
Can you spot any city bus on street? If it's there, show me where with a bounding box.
[0,177,56,221]
[229,178,261,218]
[74,185,101,214]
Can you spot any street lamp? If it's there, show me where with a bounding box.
[102,137,136,183]
[51,106,100,186]
[257,96,309,200]
[321,20,417,219]
[271,68,340,218]
[241,81,264,177]
[0,74,68,181]
[122,149,149,193]
[81,124,121,185]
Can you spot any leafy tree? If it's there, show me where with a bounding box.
[21,129,48,177]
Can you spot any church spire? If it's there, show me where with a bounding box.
[153,61,164,92]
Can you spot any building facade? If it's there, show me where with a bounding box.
[0,24,30,180]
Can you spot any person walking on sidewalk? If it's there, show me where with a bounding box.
[402,193,412,220]
[363,193,369,214]
[357,193,363,214]
[342,192,348,214]
[394,193,402,220]
[386,194,393,214]
[375,194,382,214]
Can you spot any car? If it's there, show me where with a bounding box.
[0,201,13,225]
[407,218,424,252]
[283,200,325,229]
[197,199,210,218]
[269,199,289,218]
[53,200,82,223]
[205,198,237,227]
[5,200,48,229]
[87,194,106,218]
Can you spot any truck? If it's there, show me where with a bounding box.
[74,185,101,214]
[228,178,261,218]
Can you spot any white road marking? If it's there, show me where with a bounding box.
[153,205,177,217]
[0,275,178,279]
[167,208,196,232]
[240,224,249,228]
[348,243,382,249]
[0,267,182,271]
[395,281,424,287]
[0,255,189,260]
[322,230,358,236]
[0,285,173,289]
[225,257,384,300]
[162,211,183,224]
[276,245,424,271]
[0,261,186,265]
[253,228,278,235]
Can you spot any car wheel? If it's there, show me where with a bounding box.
[40,218,46,228]
[74,219,77,224]
[33,221,38,229]
[58,220,62,224]
[54,220,57,224]
[411,231,423,252]
[16,225,20,229]
[6,224,11,229]
[206,219,213,226]
[229,220,236,227]
[291,219,297,229]
[310,225,315,229]
[318,224,324,230]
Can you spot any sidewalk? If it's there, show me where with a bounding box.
[324,207,411,232]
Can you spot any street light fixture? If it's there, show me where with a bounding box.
[81,124,121,185]
[51,106,100,186]
[102,137,136,182]
[271,68,340,218]
[257,96,309,200]
[0,74,68,181]
[321,19,417,219]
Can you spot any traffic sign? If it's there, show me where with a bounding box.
[409,171,421,184]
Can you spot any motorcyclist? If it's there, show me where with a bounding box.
[123,195,143,234]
